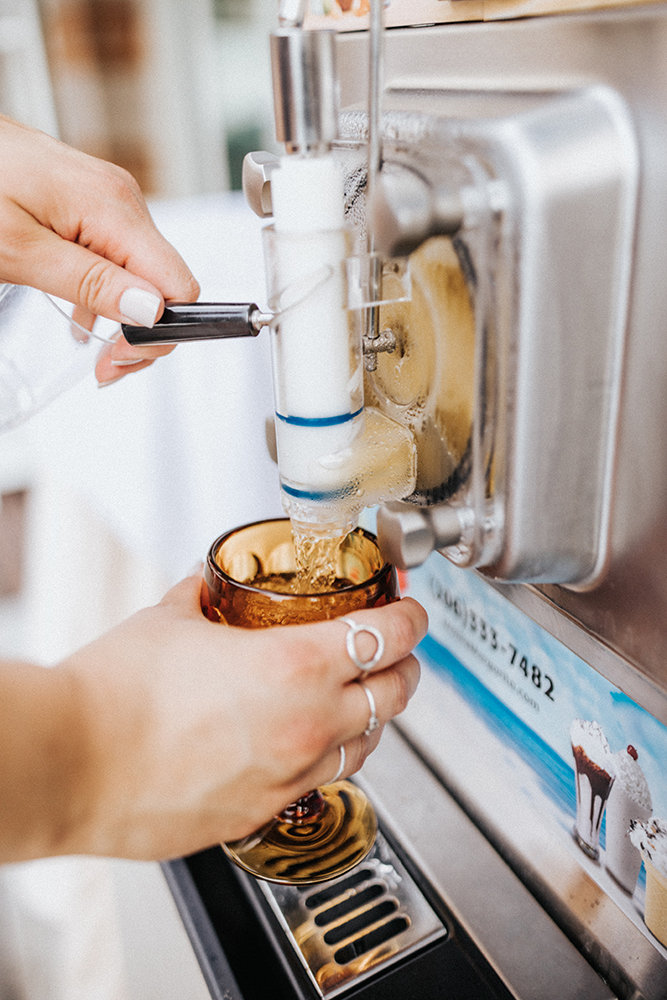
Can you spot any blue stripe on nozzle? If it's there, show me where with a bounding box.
[281,482,352,502]
[275,407,362,428]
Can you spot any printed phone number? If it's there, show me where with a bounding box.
[430,580,555,703]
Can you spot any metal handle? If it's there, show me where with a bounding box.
[376,500,464,570]
[122,303,272,346]
[242,151,280,219]
[370,163,464,259]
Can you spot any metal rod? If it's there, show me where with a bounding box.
[367,0,384,204]
[365,0,385,370]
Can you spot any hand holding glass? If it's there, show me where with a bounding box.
[201,518,399,884]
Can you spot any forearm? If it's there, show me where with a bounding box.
[0,580,425,864]
[0,659,86,862]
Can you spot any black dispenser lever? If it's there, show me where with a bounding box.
[122,303,272,346]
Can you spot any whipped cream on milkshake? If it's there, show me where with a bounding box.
[630,818,667,947]
[604,746,652,894]
[570,719,615,860]
[630,817,667,878]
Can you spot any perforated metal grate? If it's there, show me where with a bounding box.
[258,830,447,998]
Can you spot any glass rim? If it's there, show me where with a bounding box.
[206,517,392,599]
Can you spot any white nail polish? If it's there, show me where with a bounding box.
[119,288,161,328]
[111,358,144,367]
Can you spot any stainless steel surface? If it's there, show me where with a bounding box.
[257,829,447,999]
[336,5,667,695]
[484,83,635,586]
[358,724,617,1000]
[377,500,463,570]
[343,82,636,585]
[242,151,279,218]
[271,28,339,154]
[360,87,637,583]
[370,162,464,258]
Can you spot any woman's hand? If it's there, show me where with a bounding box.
[9,575,426,862]
[0,115,199,385]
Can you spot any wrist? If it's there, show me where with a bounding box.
[0,660,90,861]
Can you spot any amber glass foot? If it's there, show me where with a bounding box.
[223,781,377,885]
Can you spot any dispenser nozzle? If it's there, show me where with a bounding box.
[270,28,339,155]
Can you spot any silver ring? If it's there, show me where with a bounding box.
[330,744,346,783]
[360,683,380,736]
[341,618,385,676]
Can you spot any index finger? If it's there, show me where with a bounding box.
[44,147,199,305]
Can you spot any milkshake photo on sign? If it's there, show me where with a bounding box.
[570,719,616,860]
[630,819,667,948]
[569,717,666,947]
[605,745,652,894]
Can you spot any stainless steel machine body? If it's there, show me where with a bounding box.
[340,6,667,698]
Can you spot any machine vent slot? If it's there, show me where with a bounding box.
[334,916,412,964]
[257,830,448,998]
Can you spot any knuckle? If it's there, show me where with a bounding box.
[99,161,143,205]
[391,605,420,656]
[77,258,115,314]
[345,736,364,775]
[347,731,378,775]
[181,274,202,301]
[389,663,411,715]
[275,633,327,688]
[277,717,330,778]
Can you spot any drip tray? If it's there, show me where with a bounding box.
[257,830,447,998]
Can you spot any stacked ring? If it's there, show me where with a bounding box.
[330,744,346,783]
[360,683,380,736]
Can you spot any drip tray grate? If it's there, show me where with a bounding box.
[258,830,447,998]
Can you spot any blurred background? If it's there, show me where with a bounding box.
[7,0,280,195]
[0,0,289,997]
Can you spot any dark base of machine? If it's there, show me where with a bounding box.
[164,832,516,1000]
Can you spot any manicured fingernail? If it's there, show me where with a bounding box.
[97,375,123,388]
[111,358,144,367]
[119,288,161,327]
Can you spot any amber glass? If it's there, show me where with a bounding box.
[201,518,399,885]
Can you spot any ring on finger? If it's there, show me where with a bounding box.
[341,618,385,677]
[330,744,346,783]
[360,683,380,736]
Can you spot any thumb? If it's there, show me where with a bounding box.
[159,565,208,618]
